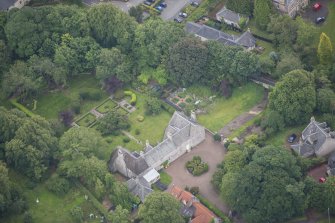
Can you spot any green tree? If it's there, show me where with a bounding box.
[96,111,130,136]
[267,15,298,47]
[110,205,130,223]
[129,6,143,23]
[274,52,303,78]
[5,116,58,180]
[269,69,316,125]
[226,0,253,16]
[134,19,185,69]
[221,146,305,223]
[317,32,333,66]
[167,37,208,86]
[96,48,132,84]
[254,0,271,30]
[138,192,184,223]
[145,96,162,115]
[87,4,137,51]
[70,206,83,223]
[316,88,335,113]
[109,181,139,211]
[260,110,285,135]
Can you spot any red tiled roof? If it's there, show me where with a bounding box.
[169,185,215,223]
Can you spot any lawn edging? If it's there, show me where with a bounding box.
[196,194,232,223]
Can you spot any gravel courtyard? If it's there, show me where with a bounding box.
[165,131,229,213]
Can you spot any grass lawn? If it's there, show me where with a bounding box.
[159,171,172,186]
[128,93,172,146]
[319,1,335,44]
[2,171,100,223]
[257,40,275,60]
[265,125,305,148]
[95,99,118,114]
[104,134,143,154]
[76,113,96,127]
[34,74,108,119]
[197,83,264,132]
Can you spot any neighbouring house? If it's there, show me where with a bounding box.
[185,22,256,50]
[216,7,248,28]
[109,111,206,201]
[327,152,335,176]
[272,0,309,17]
[170,185,220,223]
[291,117,335,157]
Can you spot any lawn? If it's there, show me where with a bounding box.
[159,171,172,186]
[265,125,305,148]
[128,93,172,146]
[34,74,108,119]
[257,40,275,60]
[104,134,143,155]
[95,99,118,114]
[76,113,97,127]
[197,83,264,132]
[2,171,100,223]
[319,1,335,44]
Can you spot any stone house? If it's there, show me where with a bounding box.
[109,111,206,201]
[186,22,256,50]
[291,117,335,157]
[273,0,309,17]
[216,7,248,29]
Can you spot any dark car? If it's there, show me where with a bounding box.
[316,17,326,24]
[174,17,184,23]
[191,1,199,7]
[287,134,297,143]
[159,2,167,7]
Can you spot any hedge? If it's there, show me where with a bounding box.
[196,194,232,223]
[124,90,137,105]
[9,99,36,117]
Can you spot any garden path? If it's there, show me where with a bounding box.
[219,91,268,138]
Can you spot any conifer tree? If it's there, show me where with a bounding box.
[317,32,333,65]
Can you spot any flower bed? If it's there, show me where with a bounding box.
[116,107,129,116]
[186,156,209,176]
[76,113,96,127]
[95,99,118,114]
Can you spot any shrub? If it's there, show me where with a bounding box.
[145,97,162,115]
[213,133,221,141]
[196,195,232,223]
[59,110,74,127]
[178,92,187,98]
[124,90,137,105]
[179,102,186,108]
[186,156,209,176]
[70,206,84,223]
[161,103,175,114]
[185,97,192,103]
[96,111,130,135]
[46,175,71,196]
[71,98,81,114]
[23,211,33,223]
[137,115,144,122]
[190,186,199,195]
[123,137,130,143]
[135,129,141,135]
[171,97,179,104]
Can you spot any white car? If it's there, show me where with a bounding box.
[179,12,188,18]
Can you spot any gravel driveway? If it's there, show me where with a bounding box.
[302,0,329,25]
[165,131,230,213]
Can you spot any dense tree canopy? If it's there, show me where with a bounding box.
[138,192,184,223]
[254,0,271,30]
[226,0,253,16]
[221,145,305,223]
[167,37,209,87]
[318,32,333,66]
[269,69,316,125]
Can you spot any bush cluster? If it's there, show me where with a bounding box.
[79,91,102,101]
[124,90,137,105]
[46,175,71,196]
[186,156,209,176]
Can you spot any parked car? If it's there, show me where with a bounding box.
[159,2,167,7]
[313,2,321,11]
[179,12,188,18]
[316,17,326,24]
[144,1,153,6]
[174,17,184,23]
[147,0,155,2]
[191,1,199,7]
[287,133,297,143]
[155,5,163,11]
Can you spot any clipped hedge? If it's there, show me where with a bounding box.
[124,90,137,105]
[196,194,232,223]
[9,99,35,117]
[141,4,161,15]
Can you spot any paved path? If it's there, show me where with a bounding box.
[219,91,268,138]
[166,132,229,213]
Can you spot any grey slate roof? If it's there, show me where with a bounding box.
[329,152,335,169]
[127,177,153,202]
[216,7,241,24]
[291,117,335,157]
[185,22,255,49]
